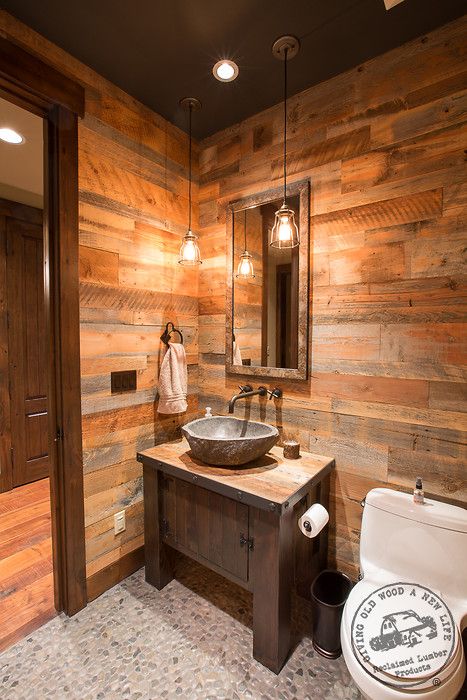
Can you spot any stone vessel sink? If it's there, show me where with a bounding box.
[181,416,279,466]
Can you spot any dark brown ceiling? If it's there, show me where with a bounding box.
[3,0,465,139]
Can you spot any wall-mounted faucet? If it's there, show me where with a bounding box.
[228,385,282,413]
[228,385,267,414]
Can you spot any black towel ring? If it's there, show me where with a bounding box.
[160,321,183,345]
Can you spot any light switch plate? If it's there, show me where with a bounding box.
[111,370,137,393]
[114,509,126,535]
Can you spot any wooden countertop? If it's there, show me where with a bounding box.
[137,439,334,514]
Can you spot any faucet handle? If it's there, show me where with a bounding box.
[238,384,252,393]
[267,387,283,400]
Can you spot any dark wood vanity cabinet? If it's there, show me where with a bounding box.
[160,476,250,583]
[139,440,333,674]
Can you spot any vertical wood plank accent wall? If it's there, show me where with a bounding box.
[0,11,199,595]
[198,17,467,578]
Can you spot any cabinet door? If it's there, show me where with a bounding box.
[161,476,249,583]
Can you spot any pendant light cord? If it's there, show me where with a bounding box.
[188,103,192,232]
[283,46,288,205]
[244,209,247,250]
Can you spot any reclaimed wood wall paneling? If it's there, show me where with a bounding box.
[2,10,466,585]
[197,17,467,578]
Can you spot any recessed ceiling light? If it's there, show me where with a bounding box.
[213,59,239,82]
[0,127,24,144]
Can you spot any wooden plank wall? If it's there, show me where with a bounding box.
[198,17,467,579]
[1,10,465,588]
[0,12,199,594]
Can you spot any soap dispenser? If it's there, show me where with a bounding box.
[204,406,213,418]
[413,477,424,505]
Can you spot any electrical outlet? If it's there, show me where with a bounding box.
[114,509,126,535]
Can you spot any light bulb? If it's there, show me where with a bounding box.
[181,239,196,261]
[218,62,234,80]
[236,251,255,279]
[278,214,293,241]
[0,127,24,144]
[270,204,299,249]
[179,231,201,266]
[212,59,239,82]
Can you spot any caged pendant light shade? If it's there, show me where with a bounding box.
[179,97,202,266]
[270,203,299,249]
[179,230,201,265]
[237,250,255,278]
[270,35,300,249]
[236,209,255,279]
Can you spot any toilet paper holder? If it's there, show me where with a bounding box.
[298,502,329,538]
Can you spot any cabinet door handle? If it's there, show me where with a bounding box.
[239,533,254,550]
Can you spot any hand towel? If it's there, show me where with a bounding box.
[233,339,243,366]
[157,342,188,414]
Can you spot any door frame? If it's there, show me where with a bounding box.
[0,35,87,615]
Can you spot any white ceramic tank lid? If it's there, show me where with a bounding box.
[365,488,467,534]
[351,581,458,690]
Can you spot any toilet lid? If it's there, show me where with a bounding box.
[350,582,458,690]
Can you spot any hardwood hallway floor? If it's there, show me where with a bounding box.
[0,478,55,652]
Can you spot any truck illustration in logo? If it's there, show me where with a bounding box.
[370,610,437,651]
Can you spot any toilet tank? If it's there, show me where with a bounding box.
[360,488,467,604]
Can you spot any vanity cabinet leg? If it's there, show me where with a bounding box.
[294,474,331,599]
[251,506,294,674]
[144,465,173,589]
[317,473,330,572]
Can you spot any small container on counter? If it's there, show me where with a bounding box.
[413,476,424,504]
[283,440,300,459]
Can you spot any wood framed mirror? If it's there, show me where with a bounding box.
[226,180,310,380]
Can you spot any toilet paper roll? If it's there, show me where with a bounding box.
[298,503,329,538]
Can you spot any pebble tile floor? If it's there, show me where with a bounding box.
[0,556,361,700]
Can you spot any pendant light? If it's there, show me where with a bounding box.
[179,97,202,266]
[236,209,255,279]
[270,35,300,249]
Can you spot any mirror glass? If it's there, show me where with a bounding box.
[233,195,300,369]
[227,181,309,380]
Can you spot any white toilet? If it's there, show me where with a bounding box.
[341,488,467,700]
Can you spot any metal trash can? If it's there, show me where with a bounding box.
[311,569,353,659]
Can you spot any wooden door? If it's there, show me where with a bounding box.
[6,216,49,487]
[276,264,291,368]
[275,258,299,369]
